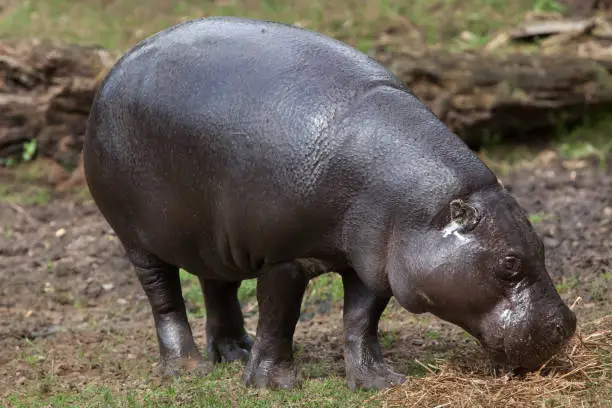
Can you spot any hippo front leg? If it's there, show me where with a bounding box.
[129,249,211,377]
[341,269,406,390]
[242,261,309,389]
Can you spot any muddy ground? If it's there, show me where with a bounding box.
[0,151,610,404]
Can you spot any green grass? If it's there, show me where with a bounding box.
[425,330,442,340]
[379,329,398,349]
[179,270,344,318]
[590,270,611,302]
[528,212,555,224]
[555,276,580,294]
[180,269,206,317]
[180,271,258,317]
[0,183,52,205]
[0,0,544,53]
[554,114,612,169]
[303,273,344,305]
[533,0,567,13]
[479,112,612,174]
[4,363,378,408]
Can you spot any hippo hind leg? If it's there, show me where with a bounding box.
[341,269,406,390]
[199,278,253,363]
[127,247,211,377]
[242,261,309,389]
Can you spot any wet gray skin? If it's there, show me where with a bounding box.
[83,16,577,390]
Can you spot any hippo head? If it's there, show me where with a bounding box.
[388,186,577,371]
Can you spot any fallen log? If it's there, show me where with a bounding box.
[1,37,612,187]
[0,39,114,172]
[375,48,612,147]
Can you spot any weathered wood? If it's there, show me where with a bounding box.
[0,39,113,171]
[376,48,612,147]
[508,19,595,41]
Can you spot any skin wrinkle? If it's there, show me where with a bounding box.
[302,102,342,196]
[382,212,399,285]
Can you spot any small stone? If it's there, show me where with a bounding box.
[54,292,74,305]
[460,31,477,42]
[55,228,67,238]
[604,207,612,217]
[536,149,557,165]
[102,283,115,291]
[54,260,77,277]
[563,160,588,170]
[117,298,128,305]
[543,237,560,248]
[84,281,103,299]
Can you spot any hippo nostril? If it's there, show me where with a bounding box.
[553,310,577,340]
[560,309,577,338]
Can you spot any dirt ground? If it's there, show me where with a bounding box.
[0,150,610,404]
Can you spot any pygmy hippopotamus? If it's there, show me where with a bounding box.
[83,16,577,390]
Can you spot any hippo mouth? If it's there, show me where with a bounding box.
[478,343,533,373]
[485,347,508,365]
[479,333,571,372]
[468,328,544,372]
[474,339,517,370]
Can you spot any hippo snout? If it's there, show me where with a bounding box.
[502,303,577,370]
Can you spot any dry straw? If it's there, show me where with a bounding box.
[372,307,611,408]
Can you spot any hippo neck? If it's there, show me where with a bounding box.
[337,84,499,222]
[336,85,498,296]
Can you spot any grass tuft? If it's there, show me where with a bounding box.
[0,0,541,53]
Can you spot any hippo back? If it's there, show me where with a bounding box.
[84,17,496,275]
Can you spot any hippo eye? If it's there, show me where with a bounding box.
[499,255,522,281]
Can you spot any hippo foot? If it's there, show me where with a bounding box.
[159,354,213,378]
[242,358,301,389]
[346,362,406,390]
[207,333,254,363]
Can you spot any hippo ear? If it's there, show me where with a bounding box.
[450,199,481,232]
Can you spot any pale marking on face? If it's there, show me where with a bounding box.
[500,309,512,329]
[442,221,473,243]
[503,287,532,338]
[513,287,532,321]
